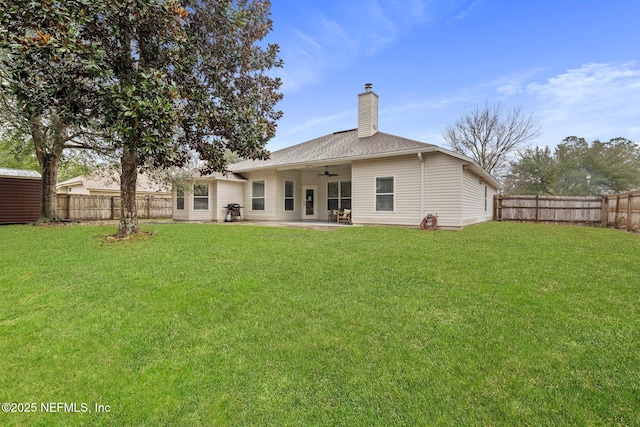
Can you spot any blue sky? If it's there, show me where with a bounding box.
[262,0,640,152]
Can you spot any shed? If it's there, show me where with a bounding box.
[0,168,42,224]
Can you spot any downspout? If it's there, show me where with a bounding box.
[418,152,425,220]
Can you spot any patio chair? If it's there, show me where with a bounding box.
[337,209,351,224]
[328,209,338,222]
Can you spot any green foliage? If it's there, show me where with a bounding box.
[505,136,640,195]
[0,131,38,170]
[1,0,283,229]
[0,222,639,425]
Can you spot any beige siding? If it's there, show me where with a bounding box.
[277,170,302,221]
[216,180,245,222]
[352,155,422,225]
[65,183,90,195]
[189,181,215,221]
[423,152,464,228]
[462,170,486,225]
[461,169,499,225]
[242,170,278,221]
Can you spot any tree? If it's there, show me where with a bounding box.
[443,102,540,178]
[0,130,39,171]
[504,136,640,196]
[0,1,107,221]
[2,1,282,234]
[503,146,556,195]
[83,0,283,237]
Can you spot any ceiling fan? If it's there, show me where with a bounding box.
[318,166,338,177]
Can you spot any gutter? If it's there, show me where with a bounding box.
[418,152,425,219]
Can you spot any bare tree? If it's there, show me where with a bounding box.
[443,102,540,177]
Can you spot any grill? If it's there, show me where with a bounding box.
[225,203,243,222]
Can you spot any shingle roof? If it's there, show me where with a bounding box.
[230,129,436,171]
[57,169,170,193]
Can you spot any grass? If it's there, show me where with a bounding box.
[0,221,639,426]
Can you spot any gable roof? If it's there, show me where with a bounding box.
[229,129,502,189]
[176,170,247,182]
[230,129,437,171]
[56,169,170,193]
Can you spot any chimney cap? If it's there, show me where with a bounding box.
[364,83,373,91]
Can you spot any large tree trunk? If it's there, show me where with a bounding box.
[31,115,65,222]
[117,149,139,237]
[38,153,60,222]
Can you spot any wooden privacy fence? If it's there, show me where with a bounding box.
[56,194,172,221]
[603,191,640,232]
[494,191,640,232]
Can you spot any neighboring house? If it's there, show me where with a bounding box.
[57,169,171,198]
[0,168,41,224]
[173,84,502,229]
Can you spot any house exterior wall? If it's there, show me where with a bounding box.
[187,181,214,221]
[173,153,499,228]
[461,170,496,226]
[276,170,302,221]
[352,155,422,226]
[241,170,278,221]
[422,152,465,228]
[60,183,90,195]
[174,179,244,222]
[216,180,245,222]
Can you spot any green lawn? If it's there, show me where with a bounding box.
[0,222,639,426]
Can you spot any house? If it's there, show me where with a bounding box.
[0,168,41,224]
[57,169,170,198]
[172,84,502,229]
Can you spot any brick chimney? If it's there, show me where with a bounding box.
[358,83,378,138]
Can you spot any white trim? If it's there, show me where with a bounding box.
[193,182,209,210]
[176,187,185,210]
[251,179,266,211]
[284,179,295,212]
[303,185,318,220]
[233,146,501,190]
[375,175,395,212]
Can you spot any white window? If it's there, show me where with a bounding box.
[284,180,295,211]
[252,180,265,211]
[176,187,185,210]
[327,181,351,210]
[193,183,209,210]
[375,177,394,211]
[484,185,488,212]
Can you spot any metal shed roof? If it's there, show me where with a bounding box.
[0,168,41,179]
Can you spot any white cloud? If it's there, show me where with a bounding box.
[275,0,438,92]
[526,62,640,143]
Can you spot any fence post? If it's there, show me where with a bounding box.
[613,195,620,229]
[66,194,71,220]
[601,196,607,227]
[627,194,632,232]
